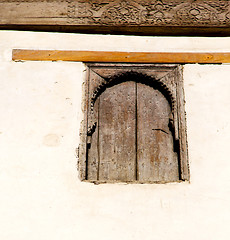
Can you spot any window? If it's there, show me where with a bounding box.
[78,64,189,183]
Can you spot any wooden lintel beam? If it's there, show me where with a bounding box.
[1,0,230,36]
[12,49,230,64]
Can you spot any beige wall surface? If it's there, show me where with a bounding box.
[0,31,230,240]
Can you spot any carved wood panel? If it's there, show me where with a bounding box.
[1,0,230,35]
[79,63,189,183]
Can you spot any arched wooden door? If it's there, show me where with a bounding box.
[87,80,179,182]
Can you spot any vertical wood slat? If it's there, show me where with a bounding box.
[98,82,136,181]
[78,66,90,181]
[176,67,190,181]
[87,99,99,181]
[137,83,179,182]
[86,70,105,181]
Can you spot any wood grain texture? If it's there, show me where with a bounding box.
[12,50,230,63]
[86,70,106,181]
[87,98,99,181]
[137,83,179,182]
[175,66,190,181]
[1,0,230,36]
[79,63,189,183]
[98,81,136,181]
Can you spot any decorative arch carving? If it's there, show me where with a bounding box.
[90,71,176,112]
[87,71,178,142]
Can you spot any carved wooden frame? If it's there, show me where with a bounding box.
[78,63,189,183]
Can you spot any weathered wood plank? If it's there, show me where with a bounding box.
[12,50,230,63]
[0,1,68,24]
[87,98,99,181]
[175,66,190,181]
[98,81,136,182]
[86,70,108,181]
[137,83,179,182]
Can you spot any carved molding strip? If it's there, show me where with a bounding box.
[12,50,230,63]
[1,0,230,35]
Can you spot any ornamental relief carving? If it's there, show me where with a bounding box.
[1,0,230,27]
[71,0,230,26]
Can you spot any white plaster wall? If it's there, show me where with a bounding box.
[0,31,230,240]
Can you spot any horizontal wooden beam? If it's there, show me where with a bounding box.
[4,25,230,37]
[1,0,230,36]
[12,49,230,64]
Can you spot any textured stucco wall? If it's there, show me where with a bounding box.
[0,31,230,240]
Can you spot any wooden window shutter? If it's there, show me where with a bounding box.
[78,64,189,183]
